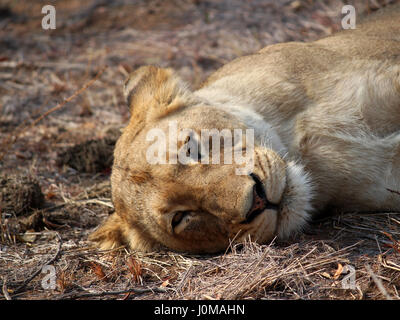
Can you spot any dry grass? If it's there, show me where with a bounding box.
[1,210,399,300]
[1,0,400,300]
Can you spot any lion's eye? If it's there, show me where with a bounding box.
[171,211,190,229]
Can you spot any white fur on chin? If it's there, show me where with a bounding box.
[277,161,314,239]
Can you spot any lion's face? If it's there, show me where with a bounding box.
[90,66,312,253]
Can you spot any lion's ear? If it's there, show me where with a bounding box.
[123,66,196,120]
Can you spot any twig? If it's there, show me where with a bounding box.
[66,198,114,209]
[381,259,400,272]
[2,276,12,300]
[176,264,193,296]
[12,232,63,295]
[375,235,382,255]
[387,188,400,196]
[55,286,169,299]
[365,264,393,300]
[0,61,87,70]
[31,67,106,126]
[0,66,106,161]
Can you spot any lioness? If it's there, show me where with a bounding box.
[90,6,400,253]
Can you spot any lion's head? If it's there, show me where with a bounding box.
[89,66,313,253]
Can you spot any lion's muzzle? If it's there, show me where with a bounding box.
[244,173,280,223]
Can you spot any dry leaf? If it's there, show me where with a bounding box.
[43,217,63,229]
[21,231,36,243]
[57,270,66,292]
[127,256,142,283]
[321,272,331,279]
[290,1,302,11]
[122,292,132,300]
[90,261,107,281]
[333,263,343,280]
[382,232,400,254]
[161,279,170,287]
[45,191,57,199]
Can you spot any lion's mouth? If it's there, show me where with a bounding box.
[244,173,280,224]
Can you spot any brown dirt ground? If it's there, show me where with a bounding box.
[1,0,400,300]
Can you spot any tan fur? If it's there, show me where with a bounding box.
[90,6,400,253]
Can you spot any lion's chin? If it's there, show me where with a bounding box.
[230,161,313,246]
[275,161,314,239]
[231,208,276,245]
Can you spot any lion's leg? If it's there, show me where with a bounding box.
[89,211,160,252]
[296,129,400,212]
[384,136,400,208]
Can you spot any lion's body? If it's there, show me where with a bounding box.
[197,6,400,213]
[90,5,400,253]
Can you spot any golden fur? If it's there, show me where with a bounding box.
[90,6,400,253]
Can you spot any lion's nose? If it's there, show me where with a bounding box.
[245,173,279,223]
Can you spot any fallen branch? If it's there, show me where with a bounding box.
[55,286,169,299]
